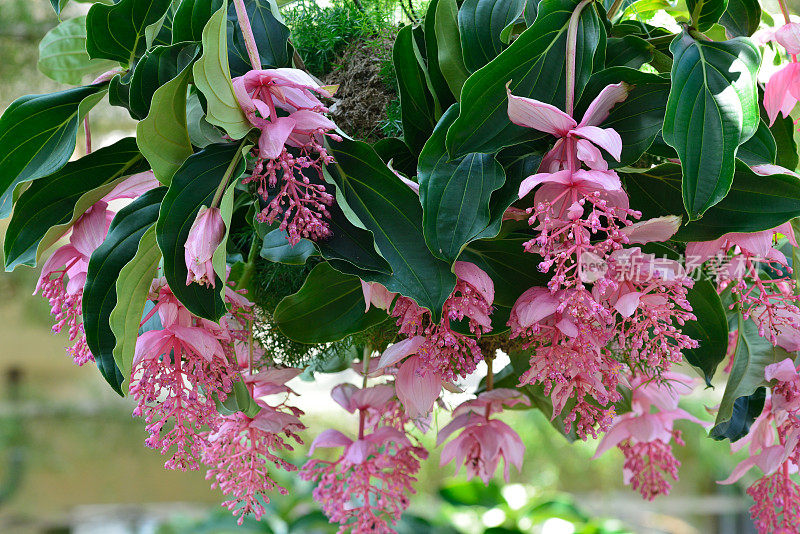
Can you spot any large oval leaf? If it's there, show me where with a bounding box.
[274,262,388,344]
[4,138,147,271]
[192,0,251,139]
[0,84,106,219]
[173,0,223,42]
[326,138,456,319]
[226,0,291,77]
[84,188,167,394]
[419,104,507,263]
[445,0,605,157]
[424,0,458,112]
[682,278,728,385]
[38,16,117,86]
[86,0,173,64]
[109,225,162,393]
[155,142,246,320]
[686,0,728,31]
[394,25,438,154]
[434,0,471,100]
[719,0,760,37]
[662,32,760,220]
[622,162,800,241]
[737,119,777,166]
[458,0,526,72]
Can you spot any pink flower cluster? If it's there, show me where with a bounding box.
[505,84,697,439]
[594,373,705,500]
[764,22,800,126]
[301,383,427,533]
[720,359,800,532]
[35,171,159,365]
[233,68,341,245]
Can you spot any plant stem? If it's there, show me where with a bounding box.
[606,0,625,20]
[779,0,792,25]
[235,234,261,291]
[565,0,594,116]
[233,0,261,71]
[84,115,92,155]
[210,147,244,208]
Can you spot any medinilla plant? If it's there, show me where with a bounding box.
[5,0,800,530]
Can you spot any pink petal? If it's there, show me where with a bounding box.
[102,171,161,201]
[506,84,576,136]
[171,324,225,362]
[776,23,800,55]
[764,63,800,125]
[518,169,572,198]
[765,358,799,382]
[365,426,410,447]
[614,291,642,317]
[378,336,426,369]
[751,164,800,178]
[70,202,112,257]
[34,245,82,294]
[571,125,623,161]
[258,116,296,160]
[579,82,630,127]
[575,138,608,170]
[620,216,682,244]
[289,109,336,132]
[395,356,442,418]
[593,417,636,458]
[453,261,494,304]
[309,429,353,455]
[133,330,172,367]
[572,169,622,191]
[331,383,358,412]
[685,239,726,266]
[350,384,395,410]
[718,457,757,484]
[775,221,799,247]
[436,413,474,446]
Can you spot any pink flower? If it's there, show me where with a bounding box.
[594,373,706,500]
[232,68,339,245]
[508,82,628,172]
[437,390,528,484]
[360,280,396,312]
[764,23,800,125]
[184,206,225,288]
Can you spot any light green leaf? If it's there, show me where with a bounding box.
[434,0,471,100]
[38,16,117,86]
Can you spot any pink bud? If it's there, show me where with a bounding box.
[184,206,225,288]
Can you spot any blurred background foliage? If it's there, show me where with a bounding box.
[0,0,792,532]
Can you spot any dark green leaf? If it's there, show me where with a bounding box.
[273,262,387,343]
[419,105,507,263]
[434,0,472,99]
[0,85,106,219]
[394,25,438,154]
[719,0,760,37]
[575,67,669,167]
[712,314,792,440]
[682,278,728,385]
[4,138,147,271]
[622,161,800,241]
[771,113,799,171]
[316,202,392,276]
[50,0,71,17]
[446,0,605,157]
[737,119,777,166]
[155,142,245,320]
[662,32,760,220]
[373,137,418,178]
[458,0,527,72]
[226,0,291,77]
[86,0,173,64]
[605,35,653,69]
[84,188,167,394]
[710,387,765,441]
[173,0,223,42]
[687,0,728,31]
[326,138,456,318]
[260,227,315,264]
[424,0,459,111]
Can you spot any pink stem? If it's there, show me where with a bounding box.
[84,115,92,155]
[565,0,594,116]
[778,0,792,25]
[232,0,261,71]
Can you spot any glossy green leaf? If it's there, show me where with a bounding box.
[84,188,166,394]
[737,119,777,166]
[771,113,799,171]
[458,0,526,72]
[575,67,669,167]
[226,0,291,77]
[373,137,417,178]
[719,0,760,37]
[260,227,315,265]
[326,138,456,319]
[604,35,653,69]
[192,0,251,139]
[424,0,458,113]
[4,138,147,271]
[0,84,106,219]
[686,0,727,32]
[50,0,71,17]
[622,162,800,241]
[315,202,392,276]
[186,92,227,147]
[114,42,199,120]
[136,46,198,184]
[155,142,245,320]
[394,25,437,154]
[446,0,605,157]
[682,278,728,385]
[273,262,388,344]
[662,32,760,220]
[419,105,507,263]
[173,0,223,42]
[109,225,161,393]
[38,16,118,86]
[712,314,793,440]
[86,0,173,64]
[434,0,471,100]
